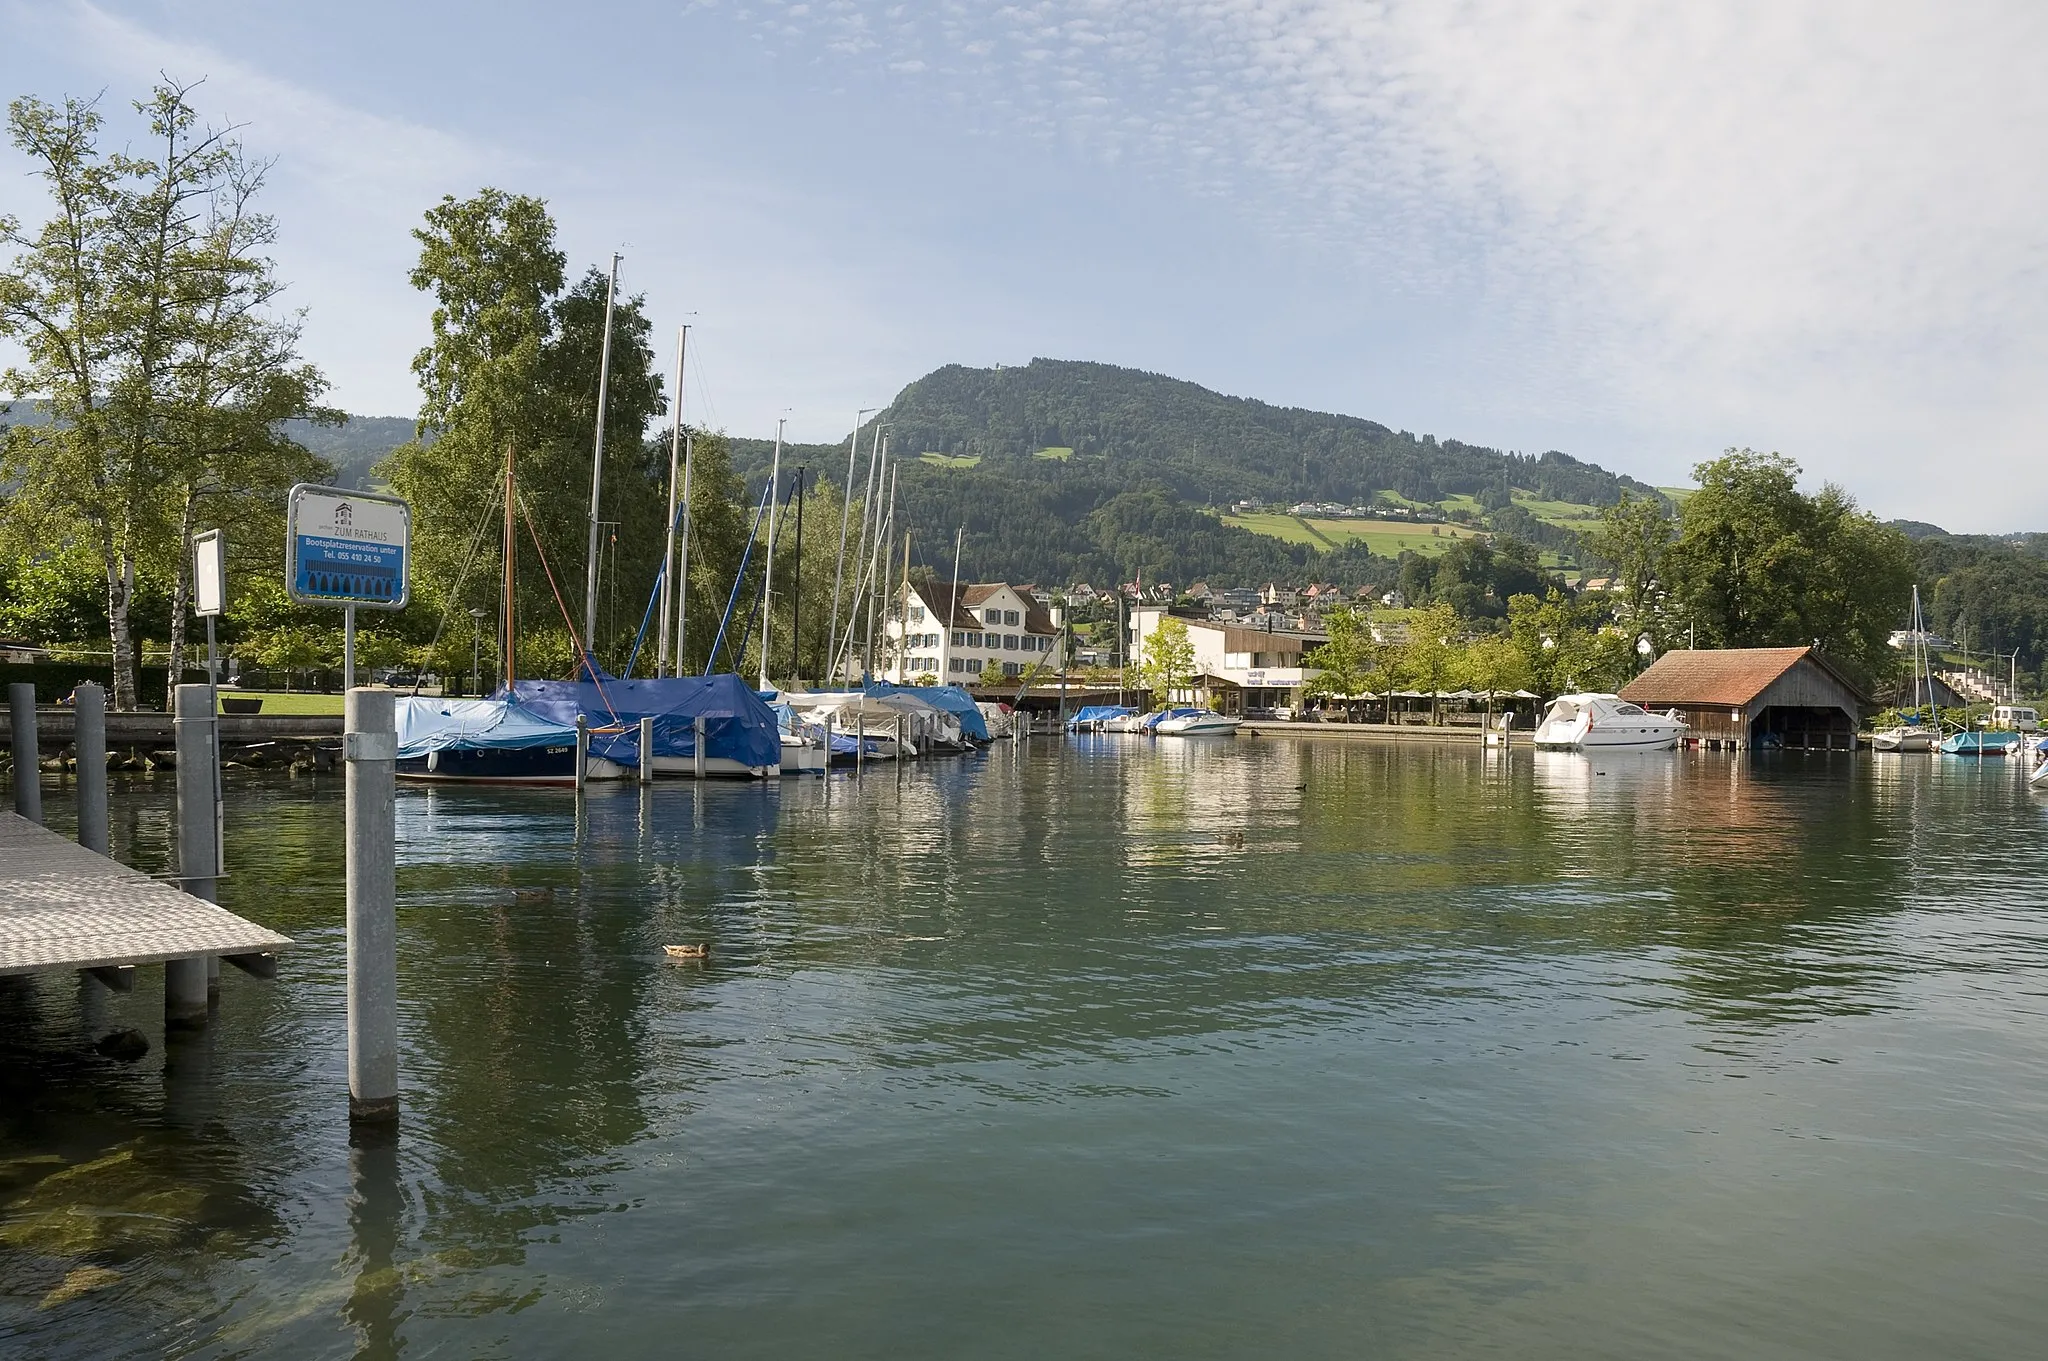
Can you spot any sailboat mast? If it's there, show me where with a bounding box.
[827,408,876,684]
[582,252,621,676]
[502,444,517,689]
[791,467,805,683]
[657,325,687,677]
[865,455,895,679]
[676,430,694,676]
[758,418,785,691]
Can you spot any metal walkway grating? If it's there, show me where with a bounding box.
[0,812,293,975]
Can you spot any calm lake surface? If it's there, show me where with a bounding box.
[5,737,2048,1358]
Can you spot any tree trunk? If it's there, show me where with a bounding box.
[167,488,198,698]
[106,546,138,712]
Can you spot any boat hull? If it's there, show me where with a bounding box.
[1939,733,2019,756]
[397,745,578,786]
[1871,727,1937,752]
[1156,715,1242,736]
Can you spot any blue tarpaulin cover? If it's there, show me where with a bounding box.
[395,696,579,759]
[511,673,782,770]
[864,682,990,742]
[1067,705,1134,730]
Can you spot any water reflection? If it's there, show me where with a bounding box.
[2,744,2047,1357]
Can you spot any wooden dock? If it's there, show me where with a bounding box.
[0,812,291,978]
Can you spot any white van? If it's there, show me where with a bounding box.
[1991,705,2039,732]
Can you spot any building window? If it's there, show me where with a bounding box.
[1004,662,1022,676]
[967,659,983,673]
[1004,635,1018,651]
[949,658,963,672]
[984,608,1001,625]
[967,631,982,647]
[1004,610,1019,626]
[909,607,926,623]
[951,631,965,646]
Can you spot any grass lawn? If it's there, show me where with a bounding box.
[1033,447,1074,461]
[1507,490,1608,528]
[918,452,981,467]
[217,690,345,716]
[1225,513,1484,557]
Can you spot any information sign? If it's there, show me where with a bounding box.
[286,484,411,609]
[193,529,226,617]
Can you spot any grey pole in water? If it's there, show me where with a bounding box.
[169,684,218,1027]
[575,715,590,796]
[855,713,864,776]
[693,714,706,781]
[75,682,107,855]
[345,688,399,1124]
[639,715,655,785]
[896,714,905,784]
[8,682,40,823]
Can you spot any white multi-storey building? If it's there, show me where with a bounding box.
[1130,605,1325,714]
[884,581,1064,684]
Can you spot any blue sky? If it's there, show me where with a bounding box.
[6,0,2047,530]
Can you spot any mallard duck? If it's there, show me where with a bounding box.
[663,944,709,960]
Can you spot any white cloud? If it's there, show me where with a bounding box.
[3,0,515,416]
[724,0,2048,525]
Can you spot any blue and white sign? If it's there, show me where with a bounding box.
[286,484,411,610]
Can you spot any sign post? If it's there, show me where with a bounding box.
[287,484,410,1127]
[193,529,228,878]
[286,484,412,688]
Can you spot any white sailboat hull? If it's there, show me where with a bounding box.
[1871,727,1937,753]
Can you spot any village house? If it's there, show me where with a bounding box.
[1130,606,1327,715]
[885,581,1065,685]
[1618,646,1869,750]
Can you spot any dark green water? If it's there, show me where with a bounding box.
[5,738,2048,1358]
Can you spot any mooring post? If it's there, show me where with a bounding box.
[575,715,589,795]
[855,714,865,776]
[168,684,218,1026]
[73,682,108,852]
[345,687,399,1124]
[693,714,706,781]
[639,715,655,785]
[896,714,906,783]
[823,713,834,786]
[8,682,40,823]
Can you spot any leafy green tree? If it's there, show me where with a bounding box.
[1141,614,1196,705]
[2,84,326,707]
[1402,600,1461,723]
[1304,607,1372,698]
[384,194,671,676]
[1458,633,1533,725]
[1664,450,1911,677]
[1582,491,1673,646]
[1506,589,1633,694]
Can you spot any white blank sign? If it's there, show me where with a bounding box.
[194,530,226,618]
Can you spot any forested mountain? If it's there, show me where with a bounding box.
[725,358,1661,587]
[280,416,417,488]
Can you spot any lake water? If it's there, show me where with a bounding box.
[5,737,2048,1359]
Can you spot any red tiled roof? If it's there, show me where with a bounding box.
[1619,647,1862,707]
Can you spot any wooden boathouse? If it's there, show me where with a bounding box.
[1618,647,1869,751]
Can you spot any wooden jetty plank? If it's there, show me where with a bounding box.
[0,812,292,976]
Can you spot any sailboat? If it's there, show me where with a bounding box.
[1872,586,1940,753]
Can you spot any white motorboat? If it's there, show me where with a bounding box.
[1154,709,1243,736]
[1532,693,1686,752]
[2029,738,2048,788]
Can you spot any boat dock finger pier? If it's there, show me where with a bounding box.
[3,683,292,1027]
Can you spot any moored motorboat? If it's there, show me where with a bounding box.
[1155,708,1242,736]
[1533,693,1687,751]
[395,696,585,786]
[1939,730,2020,757]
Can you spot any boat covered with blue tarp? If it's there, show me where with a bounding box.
[1067,705,1135,732]
[395,695,582,784]
[1939,730,2021,757]
[864,682,991,742]
[512,673,782,776]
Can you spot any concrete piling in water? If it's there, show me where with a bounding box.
[74,682,108,855]
[345,688,400,1125]
[9,682,40,823]
[167,685,217,1027]
[694,714,706,781]
[575,715,589,795]
[639,715,655,785]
